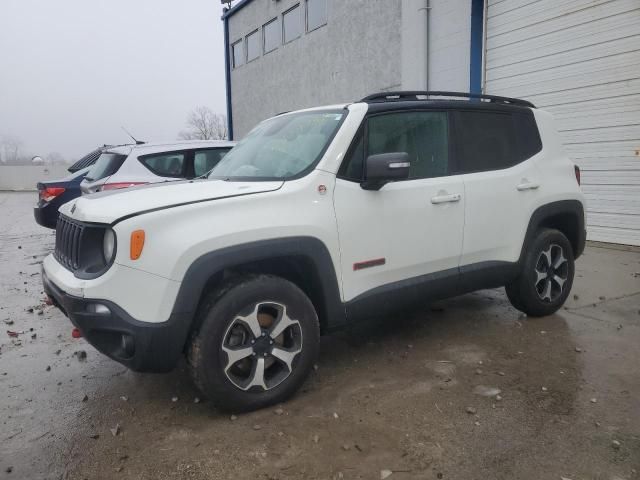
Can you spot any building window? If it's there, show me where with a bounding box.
[231,40,244,68]
[306,0,327,32]
[263,17,280,54]
[246,29,260,62]
[283,4,302,43]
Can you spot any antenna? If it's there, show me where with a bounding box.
[121,126,145,145]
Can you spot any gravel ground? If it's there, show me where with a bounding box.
[1,191,639,480]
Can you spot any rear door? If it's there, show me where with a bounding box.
[455,108,543,266]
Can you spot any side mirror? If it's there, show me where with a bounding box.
[361,152,410,191]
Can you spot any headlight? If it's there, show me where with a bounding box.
[102,228,116,263]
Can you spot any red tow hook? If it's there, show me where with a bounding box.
[71,328,82,339]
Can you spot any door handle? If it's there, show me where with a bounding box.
[431,193,461,204]
[517,182,540,191]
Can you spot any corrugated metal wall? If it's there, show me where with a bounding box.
[484,0,640,246]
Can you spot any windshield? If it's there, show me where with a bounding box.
[209,110,345,180]
[85,153,127,181]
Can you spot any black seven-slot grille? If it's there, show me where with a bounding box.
[54,215,85,270]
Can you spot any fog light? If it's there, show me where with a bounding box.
[121,334,135,357]
[86,303,111,315]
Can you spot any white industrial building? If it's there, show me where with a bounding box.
[222,0,640,246]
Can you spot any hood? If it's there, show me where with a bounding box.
[59,179,283,224]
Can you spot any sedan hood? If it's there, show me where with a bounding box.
[59,179,284,224]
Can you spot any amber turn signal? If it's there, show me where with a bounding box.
[130,230,145,260]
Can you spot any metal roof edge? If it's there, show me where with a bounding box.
[221,0,255,19]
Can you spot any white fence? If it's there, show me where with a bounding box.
[0,165,70,191]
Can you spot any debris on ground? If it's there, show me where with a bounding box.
[313,434,319,443]
[6,330,21,338]
[171,396,178,402]
[590,398,597,403]
[193,397,200,404]
[575,347,582,353]
[45,366,51,372]
[274,407,283,415]
[5,466,13,474]
[465,406,477,414]
[380,469,393,479]
[120,396,128,402]
[252,424,261,430]
[230,415,237,421]
[82,394,88,402]
[473,385,501,397]
[3,319,14,325]
[612,440,621,450]
[110,424,120,437]
[541,387,548,392]
[74,350,87,361]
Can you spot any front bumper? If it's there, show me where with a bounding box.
[42,269,190,373]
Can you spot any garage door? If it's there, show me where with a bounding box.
[484,0,640,246]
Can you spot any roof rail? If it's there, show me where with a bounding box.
[360,91,535,108]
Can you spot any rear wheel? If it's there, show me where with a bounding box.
[188,275,320,412]
[506,228,575,317]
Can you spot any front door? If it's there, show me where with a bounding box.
[333,110,465,307]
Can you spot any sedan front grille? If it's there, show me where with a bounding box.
[54,215,85,271]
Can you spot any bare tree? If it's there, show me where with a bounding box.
[0,135,23,164]
[178,107,227,140]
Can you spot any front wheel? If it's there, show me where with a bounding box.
[506,228,575,317]
[188,275,320,412]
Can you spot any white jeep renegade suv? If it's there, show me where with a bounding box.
[42,91,586,411]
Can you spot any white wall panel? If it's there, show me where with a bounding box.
[486,0,640,245]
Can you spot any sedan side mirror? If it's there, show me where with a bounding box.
[361,152,410,191]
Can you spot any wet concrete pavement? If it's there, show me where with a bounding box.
[0,191,639,479]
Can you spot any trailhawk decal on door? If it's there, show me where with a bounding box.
[353,258,386,271]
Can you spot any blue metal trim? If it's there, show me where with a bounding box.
[223,13,234,140]
[469,0,484,94]
[222,0,255,19]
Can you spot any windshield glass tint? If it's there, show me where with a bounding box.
[86,153,127,181]
[209,110,344,180]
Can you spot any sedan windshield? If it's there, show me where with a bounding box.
[209,110,345,180]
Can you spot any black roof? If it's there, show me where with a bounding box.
[360,91,535,108]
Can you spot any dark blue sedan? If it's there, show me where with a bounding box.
[33,166,91,229]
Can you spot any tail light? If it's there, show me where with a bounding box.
[574,165,581,186]
[39,187,66,202]
[99,182,147,191]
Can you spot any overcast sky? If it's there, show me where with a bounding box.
[0,0,228,160]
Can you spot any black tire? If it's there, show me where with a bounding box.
[505,228,575,317]
[188,274,320,412]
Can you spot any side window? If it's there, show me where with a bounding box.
[367,111,449,180]
[263,18,280,53]
[193,149,230,177]
[140,152,186,177]
[455,111,521,173]
[337,132,364,181]
[283,4,302,43]
[231,40,244,68]
[306,0,327,32]
[246,30,260,62]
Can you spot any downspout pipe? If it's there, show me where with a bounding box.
[222,9,234,140]
[418,0,430,90]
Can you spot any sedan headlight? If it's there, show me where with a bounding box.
[103,228,116,264]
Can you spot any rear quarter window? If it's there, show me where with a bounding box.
[139,152,186,177]
[454,110,541,174]
[85,153,127,181]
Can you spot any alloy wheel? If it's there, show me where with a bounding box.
[221,302,303,391]
[534,243,569,302]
